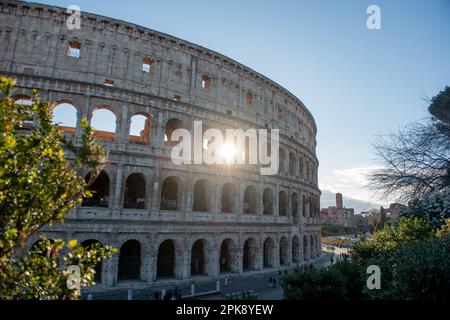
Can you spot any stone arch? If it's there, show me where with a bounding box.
[129,112,151,145]
[123,173,146,209]
[164,118,183,145]
[91,106,117,141]
[83,170,110,207]
[81,239,103,283]
[291,192,299,224]
[160,176,180,210]
[219,238,236,273]
[302,194,307,217]
[221,182,234,213]
[310,234,315,259]
[279,148,286,172]
[193,179,212,212]
[243,185,257,214]
[117,239,141,281]
[292,236,300,263]
[263,237,275,268]
[157,239,176,278]
[279,237,289,266]
[289,152,296,176]
[51,102,78,135]
[242,238,258,271]
[191,239,206,276]
[263,188,274,215]
[279,190,288,216]
[303,235,308,261]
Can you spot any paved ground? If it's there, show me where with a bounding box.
[82,251,332,300]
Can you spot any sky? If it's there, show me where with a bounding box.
[36,0,450,207]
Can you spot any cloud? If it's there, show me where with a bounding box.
[319,165,384,205]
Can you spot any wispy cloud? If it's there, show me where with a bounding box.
[319,165,384,205]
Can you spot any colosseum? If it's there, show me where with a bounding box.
[0,1,321,291]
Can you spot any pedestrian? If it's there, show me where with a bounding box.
[161,288,166,300]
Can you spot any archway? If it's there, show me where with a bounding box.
[292,236,300,264]
[279,237,288,266]
[191,240,206,276]
[129,113,151,144]
[52,103,77,135]
[117,240,141,281]
[157,240,176,278]
[221,183,233,213]
[83,171,110,207]
[303,236,308,261]
[160,177,179,210]
[310,235,315,259]
[279,191,288,216]
[123,173,146,209]
[291,193,299,224]
[219,239,234,273]
[193,179,209,212]
[242,238,257,271]
[91,107,116,141]
[243,185,256,214]
[263,237,275,268]
[165,118,183,145]
[263,188,273,215]
[289,152,296,176]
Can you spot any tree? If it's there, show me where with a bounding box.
[369,87,450,203]
[0,77,116,299]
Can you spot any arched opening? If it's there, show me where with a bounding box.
[243,185,256,214]
[292,236,300,264]
[279,191,288,216]
[129,114,151,145]
[310,235,315,259]
[30,238,56,256]
[263,188,274,215]
[291,193,299,224]
[123,173,146,209]
[289,152,296,176]
[221,183,233,213]
[309,195,313,218]
[263,237,275,268]
[242,238,257,271]
[279,237,288,266]
[52,103,77,136]
[219,239,234,273]
[165,118,183,145]
[191,240,206,276]
[117,240,141,281]
[302,195,307,217]
[81,239,103,283]
[193,179,210,212]
[157,240,176,278]
[316,234,320,257]
[91,107,116,141]
[160,176,179,210]
[303,236,308,261]
[83,171,110,207]
[279,149,286,172]
[299,157,304,179]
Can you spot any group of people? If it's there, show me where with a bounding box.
[268,270,289,288]
[153,288,182,300]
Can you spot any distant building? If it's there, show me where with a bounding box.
[320,193,355,227]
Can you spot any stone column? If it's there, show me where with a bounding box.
[118,105,129,144]
[113,164,123,209]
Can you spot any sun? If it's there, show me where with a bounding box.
[219,142,236,163]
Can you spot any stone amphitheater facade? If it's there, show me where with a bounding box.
[0,1,321,290]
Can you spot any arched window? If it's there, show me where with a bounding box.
[302,195,307,217]
[81,239,103,283]
[164,118,183,145]
[263,188,274,215]
[129,114,151,145]
[91,107,116,141]
[157,240,176,278]
[292,236,300,264]
[299,157,304,179]
[289,152,296,176]
[263,238,275,268]
[303,235,308,261]
[291,193,299,224]
[191,239,206,276]
[243,185,256,214]
[279,191,288,216]
[52,103,77,135]
[243,238,257,271]
[279,237,288,266]
[193,179,210,212]
[310,235,315,259]
[160,177,179,210]
[123,173,146,209]
[279,149,286,172]
[117,240,141,281]
[221,183,234,213]
[83,171,110,207]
